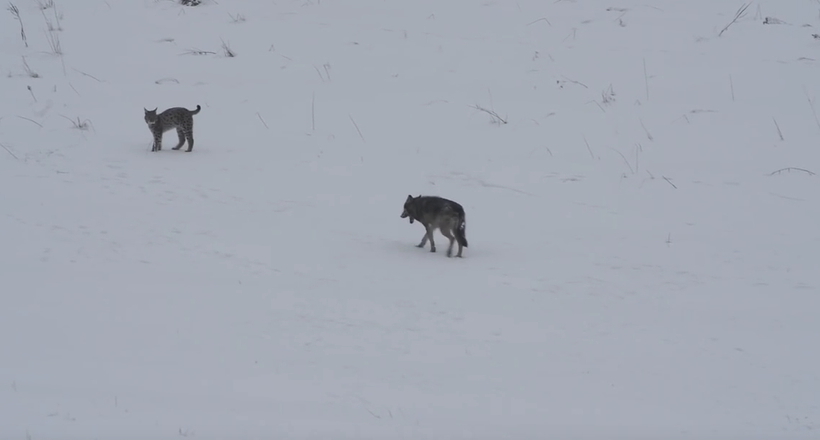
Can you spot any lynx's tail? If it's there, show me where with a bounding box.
[190,105,202,115]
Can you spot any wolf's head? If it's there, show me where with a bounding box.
[400,194,419,224]
[144,107,159,126]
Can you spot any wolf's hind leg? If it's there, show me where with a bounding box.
[440,227,456,257]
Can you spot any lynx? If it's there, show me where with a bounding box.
[144,105,201,152]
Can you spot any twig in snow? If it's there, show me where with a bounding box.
[600,84,616,105]
[17,115,42,127]
[36,0,54,10]
[526,17,551,26]
[40,4,61,32]
[72,68,103,82]
[768,167,815,176]
[470,104,507,124]
[611,147,634,174]
[44,27,62,55]
[313,65,327,82]
[643,58,649,101]
[228,12,246,23]
[349,114,365,142]
[27,85,36,102]
[181,49,216,56]
[22,57,39,78]
[772,117,784,141]
[220,39,236,57]
[560,75,588,89]
[323,63,332,81]
[662,176,677,189]
[60,114,94,132]
[804,88,820,131]
[586,100,606,113]
[640,119,653,140]
[583,135,594,159]
[7,3,28,48]
[256,112,269,129]
[0,142,20,160]
[718,3,751,37]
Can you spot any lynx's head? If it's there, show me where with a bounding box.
[144,108,159,126]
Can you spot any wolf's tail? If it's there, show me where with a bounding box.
[455,215,468,248]
[190,105,202,115]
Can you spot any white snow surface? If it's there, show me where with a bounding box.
[1,0,819,438]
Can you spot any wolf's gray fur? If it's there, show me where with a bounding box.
[400,194,468,258]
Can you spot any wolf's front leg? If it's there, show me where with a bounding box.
[416,232,428,248]
[425,226,436,252]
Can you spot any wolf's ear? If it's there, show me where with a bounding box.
[406,194,413,201]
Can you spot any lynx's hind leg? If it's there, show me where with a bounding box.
[184,127,194,152]
[172,128,185,150]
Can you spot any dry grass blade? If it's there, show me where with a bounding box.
[22,57,39,78]
[0,142,20,160]
[772,117,784,141]
[220,39,236,57]
[768,167,815,176]
[719,2,751,37]
[60,114,94,132]
[181,48,216,56]
[470,104,507,125]
[349,114,365,142]
[17,115,43,127]
[7,3,28,47]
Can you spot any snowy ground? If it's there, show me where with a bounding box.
[1,0,819,438]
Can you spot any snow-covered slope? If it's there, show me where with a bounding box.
[1,0,819,438]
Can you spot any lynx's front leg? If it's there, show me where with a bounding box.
[152,131,163,152]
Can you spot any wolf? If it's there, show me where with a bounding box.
[400,194,468,258]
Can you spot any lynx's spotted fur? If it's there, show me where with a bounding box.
[144,105,201,152]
